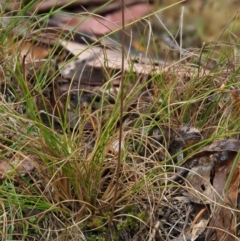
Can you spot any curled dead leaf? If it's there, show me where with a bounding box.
[176,139,240,179]
[181,139,240,241]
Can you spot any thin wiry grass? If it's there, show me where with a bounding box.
[1,1,240,240]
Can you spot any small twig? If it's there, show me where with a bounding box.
[22,54,27,79]
[179,6,184,59]
[190,207,207,228]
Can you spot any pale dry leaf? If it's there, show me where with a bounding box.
[60,40,155,77]
[60,38,214,82]
[186,162,215,204]
[191,219,209,241]
[0,154,36,178]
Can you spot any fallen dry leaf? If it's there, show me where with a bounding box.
[182,139,240,241]
[19,41,50,62]
[186,162,215,204]
[26,0,152,13]
[47,2,153,35]
[191,219,209,241]
[208,152,239,241]
[0,154,36,178]
[176,139,240,178]
[59,38,212,85]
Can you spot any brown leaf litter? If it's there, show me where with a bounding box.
[171,139,240,241]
